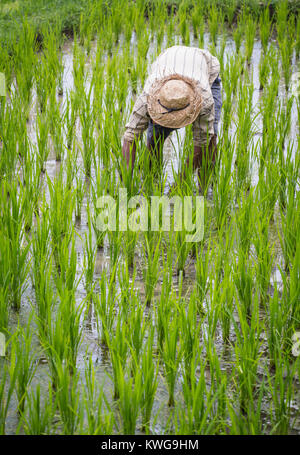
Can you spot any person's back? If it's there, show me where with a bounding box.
[122,45,222,191]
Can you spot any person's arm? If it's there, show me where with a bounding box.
[122,91,149,174]
[122,138,136,169]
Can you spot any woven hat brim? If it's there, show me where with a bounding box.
[147,75,202,129]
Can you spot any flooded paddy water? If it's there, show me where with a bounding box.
[1,1,300,435]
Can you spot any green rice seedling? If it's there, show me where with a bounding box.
[80,86,95,178]
[64,142,78,191]
[72,35,86,99]
[195,240,210,311]
[0,45,13,94]
[235,190,254,260]
[48,88,64,162]
[43,290,84,386]
[173,198,196,277]
[122,230,138,270]
[54,229,78,296]
[279,36,294,91]
[119,186,144,269]
[259,6,273,54]
[233,15,244,54]
[252,212,274,305]
[31,200,51,264]
[232,291,262,415]
[244,14,256,64]
[208,5,220,49]
[265,284,289,369]
[95,266,117,347]
[1,180,30,310]
[75,171,85,223]
[83,356,114,435]
[100,16,114,56]
[41,24,63,89]
[224,0,238,25]
[156,278,173,354]
[135,54,148,93]
[276,2,295,89]
[35,53,53,113]
[79,12,94,55]
[277,98,293,152]
[12,320,37,414]
[109,316,129,400]
[0,334,19,434]
[279,241,300,349]
[118,260,137,317]
[276,0,288,44]
[296,15,300,58]
[161,308,181,407]
[47,174,74,269]
[91,168,110,249]
[206,260,223,341]
[59,292,84,375]
[84,205,97,296]
[64,92,78,150]
[21,159,40,230]
[117,364,143,435]
[42,317,67,391]
[280,143,299,212]
[190,1,203,39]
[206,342,229,425]
[213,141,234,230]
[166,6,176,47]
[226,378,267,434]
[0,99,19,180]
[123,7,134,44]
[179,292,202,386]
[113,138,142,197]
[21,383,57,435]
[180,347,218,434]
[178,2,190,46]
[233,249,254,321]
[108,228,122,274]
[140,326,158,433]
[219,260,235,344]
[215,29,227,73]
[13,20,37,110]
[127,297,147,374]
[32,255,54,341]
[0,285,10,334]
[279,183,300,272]
[15,103,31,166]
[142,232,161,306]
[259,47,272,90]
[110,0,126,44]
[36,111,50,174]
[234,72,254,193]
[267,353,296,434]
[161,229,175,293]
[0,233,11,331]
[56,361,83,435]
[288,242,300,331]
[259,99,279,173]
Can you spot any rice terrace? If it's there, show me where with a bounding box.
[0,0,299,436]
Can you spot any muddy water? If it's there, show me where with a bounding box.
[4,28,300,434]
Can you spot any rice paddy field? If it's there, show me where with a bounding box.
[0,0,300,436]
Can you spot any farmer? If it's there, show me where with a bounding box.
[122,45,222,189]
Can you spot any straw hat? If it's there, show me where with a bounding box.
[147,74,202,129]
